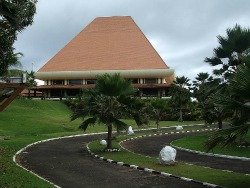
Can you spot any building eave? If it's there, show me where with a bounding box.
[35,69,175,80]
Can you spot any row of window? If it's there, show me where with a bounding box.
[48,78,162,85]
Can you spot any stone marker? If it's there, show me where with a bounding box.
[127,126,134,135]
[159,146,176,165]
[100,140,107,146]
[176,125,183,131]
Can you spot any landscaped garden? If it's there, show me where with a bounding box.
[1,1,250,187]
[0,98,203,187]
[88,133,250,188]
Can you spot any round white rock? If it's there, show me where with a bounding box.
[100,140,107,146]
[159,146,176,165]
[176,125,183,131]
[127,126,134,135]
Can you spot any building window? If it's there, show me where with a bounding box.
[52,80,64,85]
[126,78,139,84]
[144,78,157,84]
[86,79,96,84]
[69,79,82,85]
[131,78,139,84]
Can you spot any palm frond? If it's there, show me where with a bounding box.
[205,124,250,151]
[112,119,128,131]
[79,117,97,131]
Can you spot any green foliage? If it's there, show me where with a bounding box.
[172,133,250,158]
[205,24,250,80]
[96,73,134,96]
[149,98,170,129]
[6,68,24,77]
[192,72,230,128]
[205,56,250,150]
[70,74,142,149]
[0,0,37,76]
[169,76,191,122]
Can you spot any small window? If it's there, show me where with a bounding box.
[144,78,157,84]
[69,79,82,85]
[86,79,96,84]
[131,78,139,84]
[52,80,64,85]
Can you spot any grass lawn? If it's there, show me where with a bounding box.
[0,98,202,187]
[89,135,250,188]
[171,133,250,158]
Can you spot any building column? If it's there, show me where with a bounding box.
[82,79,86,84]
[47,90,51,98]
[64,79,67,85]
[158,89,161,97]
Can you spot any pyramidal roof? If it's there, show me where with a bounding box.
[38,16,168,72]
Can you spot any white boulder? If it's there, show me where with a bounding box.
[100,140,107,146]
[159,146,176,165]
[127,126,134,135]
[176,125,183,131]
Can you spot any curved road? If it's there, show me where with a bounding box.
[18,134,204,188]
[121,132,250,174]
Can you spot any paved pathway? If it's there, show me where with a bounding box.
[121,132,250,174]
[18,134,204,188]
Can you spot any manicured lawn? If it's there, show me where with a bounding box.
[171,133,250,158]
[89,135,250,188]
[0,98,202,187]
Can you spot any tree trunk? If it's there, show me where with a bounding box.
[179,109,183,122]
[107,124,113,149]
[218,118,222,129]
[156,120,159,130]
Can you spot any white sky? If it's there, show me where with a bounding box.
[14,0,250,81]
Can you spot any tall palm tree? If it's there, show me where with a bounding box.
[205,56,250,150]
[205,24,250,80]
[192,72,228,129]
[169,76,191,122]
[71,74,135,149]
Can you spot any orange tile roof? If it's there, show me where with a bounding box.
[38,16,168,72]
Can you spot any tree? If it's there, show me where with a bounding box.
[205,56,250,150]
[150,98,169,130]
[205,25,250,80]
[169,76,191,122]
[0,0,37,76]
[192,72,229,129]
[71,74,136,149]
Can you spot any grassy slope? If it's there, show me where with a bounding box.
[172,134,250,158]
[0,99,82,187]
[0,99,201,187]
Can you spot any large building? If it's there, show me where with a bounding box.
[35,16,174,98]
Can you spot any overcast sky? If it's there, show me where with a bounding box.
[14,0,250,81]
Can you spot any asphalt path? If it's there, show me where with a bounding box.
[18,134,205,188]
[121,132,250,174]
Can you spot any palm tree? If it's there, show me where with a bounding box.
[205,24,250,80]
[205,56,250,150]
[169,76,191,122]
[192,72,228,129]
[150,98,169,130]
[71,74,135,149]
